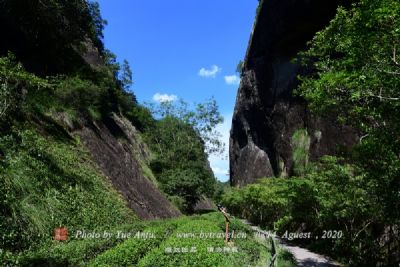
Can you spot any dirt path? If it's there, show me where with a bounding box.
[242,220,341,267]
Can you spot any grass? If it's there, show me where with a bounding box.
[291,128,311,175]
[87,213,295,267]
[22,212,294,266]
[1,123,296,267]
[0,127,137,265]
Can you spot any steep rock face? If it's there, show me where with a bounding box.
[230,0,357,186]
[76,114,181,219]
[53,112,181,219]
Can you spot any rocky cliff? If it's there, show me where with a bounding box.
[78,115,181,219]
[230,0,357,186]
[53,112,181,219]
[0,2,182,219]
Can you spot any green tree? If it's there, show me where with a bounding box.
[295,0,400,264]
[119,59,133,91]
[223,1,400,265]
[0,0,108,74]
[145,98,224,213]
[148,98,224,156]
[161,169,208,213]
[291,129,310,175]
[236,60,244,76]
[0,54,49,127]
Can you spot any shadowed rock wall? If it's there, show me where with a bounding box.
[230,0,357,186]
[75,114,181,219]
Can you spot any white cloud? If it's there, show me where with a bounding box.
[198,65,221,78]
[208,113,232,182]
[211,166,228,175]
[152,93,178,103]
[224,75,241,85]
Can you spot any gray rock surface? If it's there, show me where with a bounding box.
[75,114,181,220]
[230,0,357,186]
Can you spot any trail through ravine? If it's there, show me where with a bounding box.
[242,220,341,267]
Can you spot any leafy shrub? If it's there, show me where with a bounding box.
[21,222,148,266]
[291,129,310,176]
[222,179,290,229]
[145,114,217,213]
[222,156,397,266]
[88,224,177,267]
[125,105,155,132]
[0,54,49,126]
[54,76,106,119]
[161,169,211,214]
[0,129,137,262]
[0,0,106,75]
[136,214,267,267]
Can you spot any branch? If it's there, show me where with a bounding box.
[359,134,369,143]
[383,70,400,75]
[0,88,10,117]
[368,88,400,101]
[352,221,372,242]
[376,68,400,75]
[393,44,400,67]
[369,94,400,101]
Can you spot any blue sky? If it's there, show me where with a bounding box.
[97,0,259,181]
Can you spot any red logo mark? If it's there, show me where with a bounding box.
[54,227,68,241]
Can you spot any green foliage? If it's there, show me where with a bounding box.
[161,169,212,213]
[88,0,108,50]
[0,54,49,126]
[125,104,155,132]
[0,129,137,263]
[144,99,224,213]
[236,60,244,76]
[222,156,398,266]
[291,129,310,175]
[19,213,294,267]
[53,76,106,119]
[135,213,272,267]
[0,51,142,128]
[148,116,207,171]
[21,222,149,266]
[212,181,229,204]
[222,179,290,229]
[88,224,174,267]
[292,0,400,265]
[147,98,224,156]
[119,59,133,91]
[0,0,145,128]
[0,0,107,74]
[296,0,400,141]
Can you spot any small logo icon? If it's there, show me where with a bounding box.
[54,227,68,241]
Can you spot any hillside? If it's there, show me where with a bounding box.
[1,0,398,266]
[0,1,296,266]
[0,0,218,265]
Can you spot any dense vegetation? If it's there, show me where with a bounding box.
[144,100,223,213]
[0,0,134,261]
[20,212,295,267]
[0,127,137,265]
[3,0,398,266]
[0,0,106,75]
[223,0,400,266]
[0,0,225,265]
